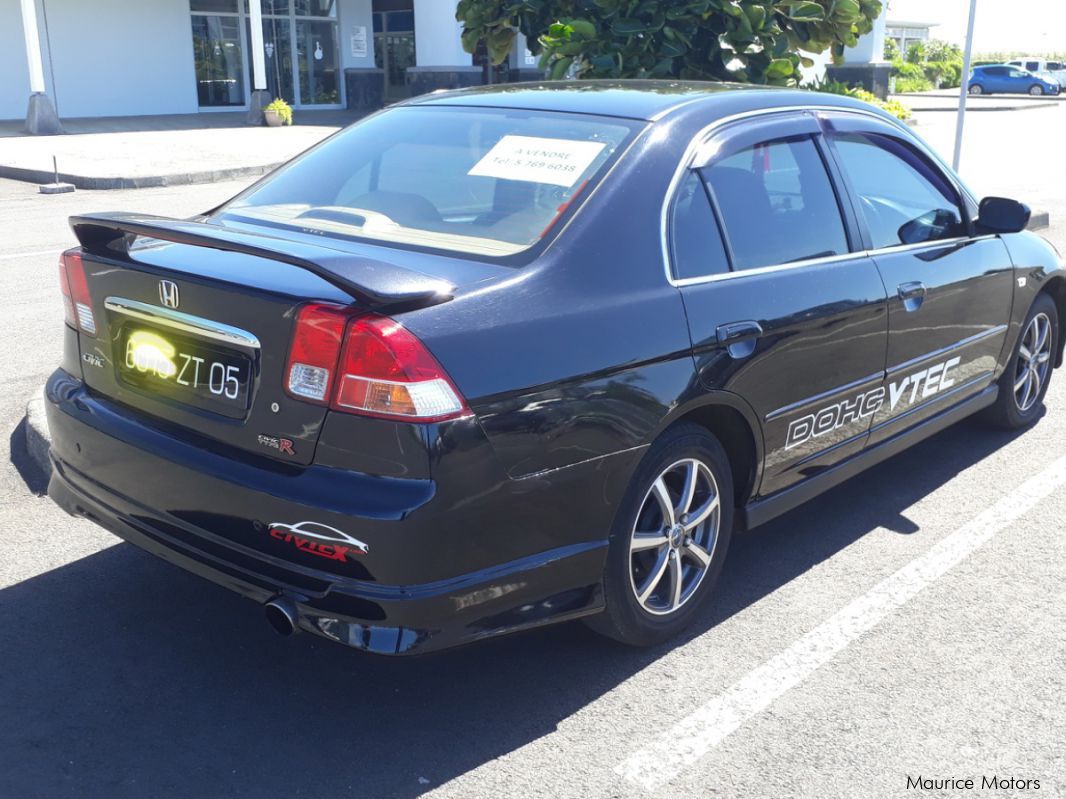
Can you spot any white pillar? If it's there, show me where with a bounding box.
[20,0,60,134]
[408,0,481,96]
[845,12,887,64]
[248,0,267,91]
[412,0,469,67]
[19,0,47,93]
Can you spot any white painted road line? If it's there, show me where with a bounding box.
[616,453,1066,792]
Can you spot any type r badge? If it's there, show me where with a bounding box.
[257,434,295,456]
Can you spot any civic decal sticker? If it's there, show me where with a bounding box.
[267,521,369,562]
[786,356,962,450]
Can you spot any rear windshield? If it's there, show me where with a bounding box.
[216,106,639,258]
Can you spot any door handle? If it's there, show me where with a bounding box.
[716,320,763,359]
[897,281,927,312]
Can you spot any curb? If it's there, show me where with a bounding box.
[24,391,52,479]
[0,162,282,191]
[906,102,1058,113]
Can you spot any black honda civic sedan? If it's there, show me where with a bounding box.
[46,81,1062,655]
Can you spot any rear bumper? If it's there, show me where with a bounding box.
[45,370,607,655]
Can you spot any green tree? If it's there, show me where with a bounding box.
[924,38,961,63]
[905,40,926,64]
[883,35,900,63]
[456,0,885,86]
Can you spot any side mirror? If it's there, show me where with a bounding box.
[977,196,1031,235]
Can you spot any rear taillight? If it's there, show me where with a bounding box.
[284,305,469,422]
[59,250,96,336]
[332,315,468,421]
[284,303,348,404]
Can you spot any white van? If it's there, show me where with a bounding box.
[1008,58,1066,88]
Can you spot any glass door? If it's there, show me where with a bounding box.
[373,4,415,103]
[190,0,247,107]
[245,0,342,107]
[250,12,296,104]
[294,11,341,105]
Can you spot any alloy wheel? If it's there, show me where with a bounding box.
[1014,312,1052,412]
[628,458,721,616]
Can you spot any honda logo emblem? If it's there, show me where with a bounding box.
[159,280,180,309]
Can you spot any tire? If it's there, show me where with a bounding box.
[585,422,734,647]
[969,84,984,95]
[1030,85,1045,96]
[984,293,1059,429]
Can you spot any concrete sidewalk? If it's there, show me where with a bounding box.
[0,111,356,189]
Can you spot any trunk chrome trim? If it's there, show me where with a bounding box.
[104,298,261,350]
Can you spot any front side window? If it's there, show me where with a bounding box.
[217,107,638,258]
[702,136,849,270]
[831,132,965,250]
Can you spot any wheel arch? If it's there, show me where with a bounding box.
[656,392,765,512]
[1039,275,1066,367]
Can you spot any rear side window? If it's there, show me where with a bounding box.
[702,136,849,271]
[670,172,729,280]
[831,132,965,249]
[1026,61,1040,71]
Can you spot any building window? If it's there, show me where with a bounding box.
[191,3,247,107]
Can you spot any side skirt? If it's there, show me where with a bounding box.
[738,385,999,531]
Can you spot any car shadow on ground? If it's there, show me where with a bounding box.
[0,417,1028,798]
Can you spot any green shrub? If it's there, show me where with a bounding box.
[895,75,933,93]
[895,62,926,80]
[263,97,293,126]
[806,79,912,121]
[456,0,886,85]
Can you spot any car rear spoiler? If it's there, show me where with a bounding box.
[68,212,455,309]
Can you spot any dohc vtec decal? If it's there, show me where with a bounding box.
[786,356,962,450]
[267,521,369,562]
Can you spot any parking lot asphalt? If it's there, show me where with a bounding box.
[1,101,1065,799]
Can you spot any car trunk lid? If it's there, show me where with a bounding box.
[67,213,460,466]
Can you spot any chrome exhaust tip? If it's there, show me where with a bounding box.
[264,596,299,636]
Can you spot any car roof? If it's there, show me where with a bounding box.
[401,79,878,122]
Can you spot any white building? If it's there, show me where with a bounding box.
[3,0,538,130]
[886,20,938,57]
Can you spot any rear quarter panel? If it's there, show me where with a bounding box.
[401,121,701,481]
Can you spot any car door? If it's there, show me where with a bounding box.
[822,113,1014,446]
[1008,68,1032,92]
[669,113,889,497]
[983,66,1007,92]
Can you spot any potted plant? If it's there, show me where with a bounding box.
[263,97,293,127]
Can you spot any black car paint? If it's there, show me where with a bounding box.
[45,82,1065,654]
